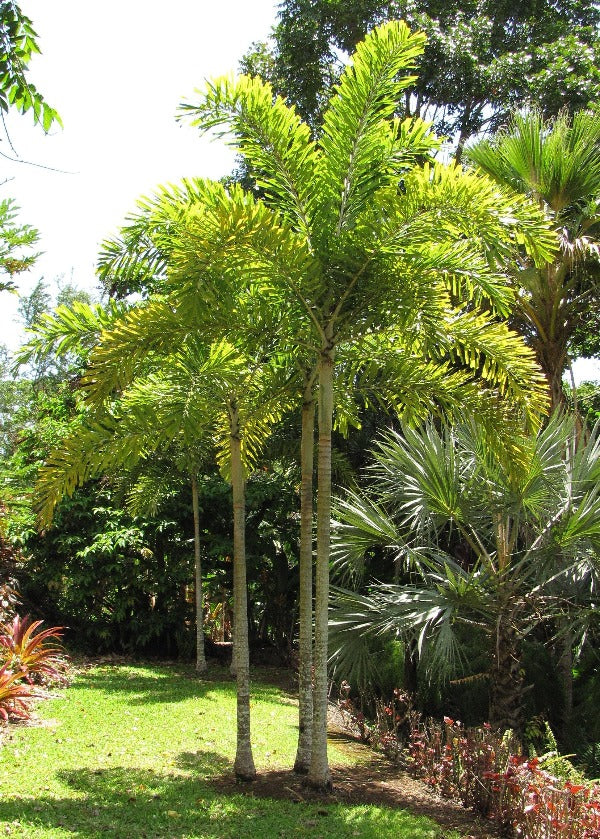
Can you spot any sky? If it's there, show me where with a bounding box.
[1,0,279,348]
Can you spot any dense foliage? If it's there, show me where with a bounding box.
[0,3,599,816]
[268,0,600,147]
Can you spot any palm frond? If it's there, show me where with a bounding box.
[79,297,186,406]
[318,21,427,236]
[15,299,128,370]
[97,178,219,294]
[179,75,318,237]
[370,424,465,529]
[329,582,470,683]
[555,485,600,552]
[331,490,403,585]
[34,412,148,526]
[467,109,600,217]
[439,310,549,423]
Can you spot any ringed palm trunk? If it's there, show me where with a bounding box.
[294,384,315,773]
[230,404,256,781]
[307,345,334,790]
[191,473,208,674]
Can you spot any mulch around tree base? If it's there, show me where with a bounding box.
[211,733,499,839]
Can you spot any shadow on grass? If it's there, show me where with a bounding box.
[73,663,292,708]
[207,756,481,838]
[0,754,443,839]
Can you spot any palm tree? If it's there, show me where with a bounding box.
[330,415,600,735]
[466,109,600,730]
[31,322,290,781]
[178,21,554,788]
[466,109,600,411]
[25,22,554,787]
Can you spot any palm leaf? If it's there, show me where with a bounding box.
[318,21,427,236]
[467,110,600,216]
[179,75,319,238]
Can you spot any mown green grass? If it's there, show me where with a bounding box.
[0,662,458,838]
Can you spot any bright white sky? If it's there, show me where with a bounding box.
[1,0,278,349]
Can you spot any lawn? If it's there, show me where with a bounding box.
[0,662,457,838]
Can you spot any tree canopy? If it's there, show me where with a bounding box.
[269,0,600,152]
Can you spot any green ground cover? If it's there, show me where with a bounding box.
[0,663,455,838]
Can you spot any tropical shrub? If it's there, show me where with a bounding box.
[337,681,417,761]
[408,716,600,838]
[0,663,35,722]
[0,613,67,685]
[331,415,600,737]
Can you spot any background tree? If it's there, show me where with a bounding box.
[0,2,61,291]
[0,198,39,291]
[0,1,61,131]
[466,109,600,411]
[268,0,600,154]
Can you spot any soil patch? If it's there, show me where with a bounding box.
[213,730,498,838]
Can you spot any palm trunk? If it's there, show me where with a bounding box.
[536,341,568,413]
[294,386,315,774]
[191,473,207,674]
[230,405,256,781]
[307,347,334,790]
[556,624,574,747]
[489,603,525,738]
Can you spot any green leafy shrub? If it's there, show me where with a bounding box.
[0,502,22,625]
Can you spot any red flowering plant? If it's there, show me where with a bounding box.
[337,680,373,742]
[408,715,600,838]
[371,688,417,761]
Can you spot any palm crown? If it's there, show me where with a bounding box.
[330,415,600,733]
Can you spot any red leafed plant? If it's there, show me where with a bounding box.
[0,614,68,685]
[0,664,35,721]
[407,715,600,838]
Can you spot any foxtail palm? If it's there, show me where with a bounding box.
[179,21,554,788]
[33,325,290,781]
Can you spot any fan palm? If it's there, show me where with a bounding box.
[330,415,600,735]
[466,109,600,410]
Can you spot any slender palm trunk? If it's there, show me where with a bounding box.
[230,405,256,781]
[307,347,334,790]
[294,386,315,773]
[191,473,207,674]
